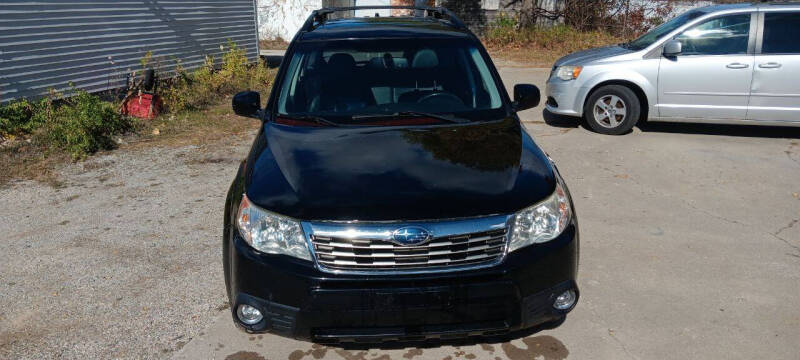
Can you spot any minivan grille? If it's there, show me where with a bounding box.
[310,228,508,272]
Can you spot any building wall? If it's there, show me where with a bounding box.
[0,0,259,103]
[258,0,436,40]
[257,0,322,40]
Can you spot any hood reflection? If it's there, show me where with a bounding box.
[246,118,554,221]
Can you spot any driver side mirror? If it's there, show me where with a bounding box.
[232,91,262,119]
[663,40,682,57]
[513,84,541,112]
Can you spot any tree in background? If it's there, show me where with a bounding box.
[440,0,486,28]
[508,0,680,37]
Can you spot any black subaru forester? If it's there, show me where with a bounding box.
[223,6,579,343]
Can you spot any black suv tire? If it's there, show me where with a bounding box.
[583,85,641,135]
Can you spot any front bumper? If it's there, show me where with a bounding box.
[546,79,586,117]
[227,224,579,342]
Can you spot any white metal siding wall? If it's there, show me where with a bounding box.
[0,0,259,103]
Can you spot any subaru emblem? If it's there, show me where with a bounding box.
[391,226,432,246]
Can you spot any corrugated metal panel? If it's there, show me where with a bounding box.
[0,0,259,103]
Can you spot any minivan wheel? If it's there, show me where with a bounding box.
[583,85,640,135]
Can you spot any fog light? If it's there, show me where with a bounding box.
[237,304,263,325]
[553,290,576,310]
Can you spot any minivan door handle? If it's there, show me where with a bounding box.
[726,63,750,69]
[758,62,782,69]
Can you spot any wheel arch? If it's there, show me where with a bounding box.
[583,80,651,121]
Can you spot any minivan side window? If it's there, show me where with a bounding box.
[674,14,751,55]
[762,12,800,54]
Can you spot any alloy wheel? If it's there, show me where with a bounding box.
[593,95,627,128]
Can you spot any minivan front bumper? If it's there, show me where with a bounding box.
[546,79,588,117]
[226,223,579,342]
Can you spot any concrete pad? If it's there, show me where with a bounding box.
[174,312,625,360]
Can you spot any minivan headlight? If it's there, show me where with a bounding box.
[555,66,582,81]
[509,180,572,252]
[236,195,311,260]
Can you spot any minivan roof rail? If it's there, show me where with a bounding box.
[760,0,800,4]
[299,6,466,33]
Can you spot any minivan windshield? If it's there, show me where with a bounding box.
[275,38,506,125]
[623,9,707,51]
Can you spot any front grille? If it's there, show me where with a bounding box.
[310,228,508,272]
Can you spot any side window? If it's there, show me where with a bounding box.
[762,12,800,54]
[674,14,751,55]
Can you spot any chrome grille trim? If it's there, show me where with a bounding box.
[301,215,513,275]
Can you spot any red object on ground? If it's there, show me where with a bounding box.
[121,93,162,119]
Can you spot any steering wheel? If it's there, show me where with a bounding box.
[417,92,464,107]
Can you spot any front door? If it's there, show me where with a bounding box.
[748,11,800,122]
[658,13,755,119]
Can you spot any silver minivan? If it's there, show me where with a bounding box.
[546,3,800,134]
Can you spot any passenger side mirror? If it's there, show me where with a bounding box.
[663,40,682,57]
[232,91,262,119]
[513,84,541,112]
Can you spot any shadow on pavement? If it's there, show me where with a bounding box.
[542,110,582,129]
[319,317,567,352]
[542,109,800,139]
[638,121,800,139]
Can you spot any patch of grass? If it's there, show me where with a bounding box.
[162,41,277,113]
[1,42,277,187]
[483,15,624,66]
[43,91,133,159]
[0,142,68,187]
[134,102,262,148]
[2,91,131,160]
[0,91,131,187]
[139,42,277,147]
[0,99,37,136]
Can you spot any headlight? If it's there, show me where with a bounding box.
[509,179,572,252]
[236,195,311,260]
[555,66,582,81]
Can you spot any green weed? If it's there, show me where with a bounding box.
[162,41,277,113]
[42,91,132,159]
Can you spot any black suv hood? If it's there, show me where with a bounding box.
[246,118,555,221]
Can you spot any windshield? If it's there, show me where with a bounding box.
[624,9,707,51]
[275,38,506,125]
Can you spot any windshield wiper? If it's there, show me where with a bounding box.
[352,111,468,124]
[277,114,340,127]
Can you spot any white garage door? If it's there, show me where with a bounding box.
[355,0,391,17]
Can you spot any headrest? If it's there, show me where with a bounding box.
[327,53,356,71]
[412,49,439,69]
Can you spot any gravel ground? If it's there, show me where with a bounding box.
[0,135,254,359]
[2,67,800,359]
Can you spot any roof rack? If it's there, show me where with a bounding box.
[298,6,466,33]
